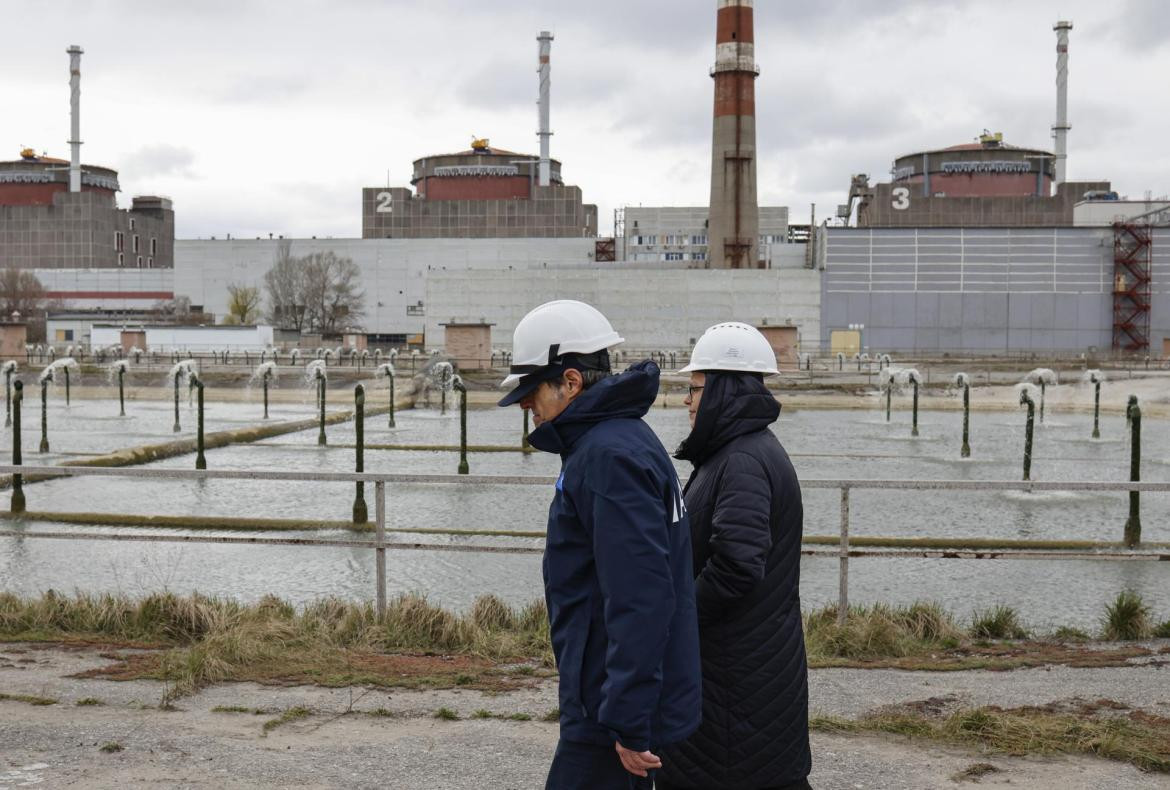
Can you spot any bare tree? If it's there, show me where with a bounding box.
[0,268,46,317]
[223,283,261,325]
[263,241,309,331]
[302,251,364,333]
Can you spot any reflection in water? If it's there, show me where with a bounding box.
[1,403,1168,624]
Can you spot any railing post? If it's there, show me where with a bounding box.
[837,486,850,626]
[1125,402,1141,548]
[4,366,12,428]
[317,375,327,446]
[11,380,24,513]
[961,382,971,458]
[455,379,469,475]
[388,368,396,428]
[39,378,49,454]
[1092,375,1101,439]
[1020,390,1035,481]
[118,366,126,417]
[375,480,387,618]
[911,377,919,437]
[195,380,206,470]
[263,371,270,420]
[353,385,368,524]
[173,371,181,433]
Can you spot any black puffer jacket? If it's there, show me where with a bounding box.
[658,373,811,789]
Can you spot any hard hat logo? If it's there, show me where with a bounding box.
[498,300,624,407]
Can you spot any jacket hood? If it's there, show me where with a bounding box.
[675,371,780,465]
[528,360,660,454]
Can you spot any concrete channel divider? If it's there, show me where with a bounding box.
[0,389,413,491]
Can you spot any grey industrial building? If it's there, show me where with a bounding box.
[0,153,174,270]
[820,226,1170,356]
[621,206,791,266]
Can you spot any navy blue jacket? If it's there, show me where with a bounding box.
[528,360,702,753]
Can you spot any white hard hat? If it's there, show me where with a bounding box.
[680,322,779,376]
[498,300,624,405]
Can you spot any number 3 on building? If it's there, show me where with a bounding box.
[891,187,910,211]
[376,191,393,214]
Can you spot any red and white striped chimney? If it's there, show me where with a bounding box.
[707,0,759,269]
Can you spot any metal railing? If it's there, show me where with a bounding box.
[1,464,1167,623]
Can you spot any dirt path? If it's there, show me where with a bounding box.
[3,643,1169,789]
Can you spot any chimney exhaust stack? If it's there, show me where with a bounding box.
[1052,21,1072,187]
[707,0,759,269]
[537,31,553,188]
[67,44,84,193]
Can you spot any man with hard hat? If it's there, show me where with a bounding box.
[656,322,813,790]
[498,300,701,790]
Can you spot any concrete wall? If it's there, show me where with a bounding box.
[823,227,1170,354]
[362,184,596,239]
[0,191,173,269]
[857,181,1109,228]
[1074,200,1170,226]
[425,265,821,353]
[175,237,597,334]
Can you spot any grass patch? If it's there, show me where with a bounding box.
[813,701,1170,773]
[471,709,493,719]
[211,705,264,714]
[262,705,311,734]
[804,601,964,661]
[1102,591,1152,641]
[0,691,57,706]
[99,741,123,753]
[434,707,459,721]
[542,707,560,722]
[505,712,532,721]
[1,590,552,702]
[75,697,104,706]
[1050,626,1091,642]
[1154,621,1170,639]
[971,605,1029,640]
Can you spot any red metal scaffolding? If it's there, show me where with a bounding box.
[1111,221,1153,352]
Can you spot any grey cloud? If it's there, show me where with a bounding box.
[120,144,198,180]
[1095,0,1170,51]
[214,73,314,104]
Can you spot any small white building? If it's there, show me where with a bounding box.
[89,324,275,351]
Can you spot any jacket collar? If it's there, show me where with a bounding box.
[528,360,660,455]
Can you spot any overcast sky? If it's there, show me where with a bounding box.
[2,0,1168,239]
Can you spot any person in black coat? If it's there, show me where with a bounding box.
[656,322,812,790]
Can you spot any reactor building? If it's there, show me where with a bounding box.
[0,46,174,271]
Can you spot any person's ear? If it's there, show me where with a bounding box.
[563,368,584,396]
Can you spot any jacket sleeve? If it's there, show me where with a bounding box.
[694,451,772,626]
[583,449,674,753]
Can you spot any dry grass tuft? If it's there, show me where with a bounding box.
[813,703,1170,774]
[971,605,1029,640]
[1102,591,1153,641]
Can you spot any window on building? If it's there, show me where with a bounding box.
[129,218,135,231]
[114,231,124,251]
[693,252,707,261]
[136,255,143,268]
[147,257,154,268]
[691,234,707,245]
[150,238,157,255]
[117,253,124,267]
[665,252,684,261]
[132,235,140,253]
[55,329,74,342]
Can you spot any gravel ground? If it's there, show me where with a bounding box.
[2,643,1169,789]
